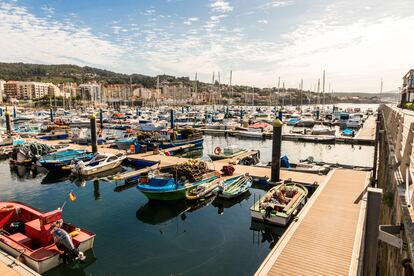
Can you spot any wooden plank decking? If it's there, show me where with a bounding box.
[355,115,376,140]
[256,169,369,276]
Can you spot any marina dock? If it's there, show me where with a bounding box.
[0,249,40,276]
[255,169,369,275]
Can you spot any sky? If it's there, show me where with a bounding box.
[0,0,413,92]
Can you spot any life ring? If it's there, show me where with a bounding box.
[0,205,15,213]
[214,147,222,155]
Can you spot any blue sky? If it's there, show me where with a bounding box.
[0,0,413,92]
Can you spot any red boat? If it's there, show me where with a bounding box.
[0,201,95,274]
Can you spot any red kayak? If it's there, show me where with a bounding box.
[0,201,95,274]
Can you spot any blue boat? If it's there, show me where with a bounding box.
[38,132,69,140]
[39,149,95,171]
[342,128,355,137]
[286,118,299,126]
[137,173,219,200]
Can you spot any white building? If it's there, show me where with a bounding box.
[79,83,102,102]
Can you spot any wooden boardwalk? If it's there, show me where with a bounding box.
[0,250,40,276]
[128,154,327,184]
[355,115,376,140]
[256,169,369,276]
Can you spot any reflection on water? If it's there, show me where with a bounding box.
[250,220,285,249]
[212,191,251,215]
[203,135,374,167]
[45,249,97,276]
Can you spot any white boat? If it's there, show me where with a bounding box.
[311,125,336,136]
[236,122,271,139]
[140,121,168,131]
[346,117,362,129]
[71,153,126,176]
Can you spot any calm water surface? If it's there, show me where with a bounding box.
[0,130,373,275]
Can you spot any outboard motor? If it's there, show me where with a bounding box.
[52,224,85,263]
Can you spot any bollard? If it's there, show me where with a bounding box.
[316,108,320,120]
[271,118,283,182]
[5,112,11,135]
[136,108,139,117]
[0,108,3,117]
[13,106,16,118]
[90,114,98,153]
[182,106,184,113]
[99,109,104,129]
[50,108,54,122]
[240,109,243,121]
[170,109,175,129]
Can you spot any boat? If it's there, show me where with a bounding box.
[295,117,315,127]
[236,122,271,139]
[217,174,252,199]
[9,141,55,165]
[310,125,336,136]
[185,176,222,200]
[208,146,247,161]
[71,153,126,176]
[346,116,362,129]
[39,149,95,171]
[38,131,69,140]
[137,159,219,200]
[0,201,95,274]
[250,182,308,226]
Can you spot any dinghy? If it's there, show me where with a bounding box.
[250,182,308,226]
[39,149,95,171]
[0,201,95,274]
[217,174,252,199]
[185,176,222,201]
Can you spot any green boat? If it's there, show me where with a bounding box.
[208,146,247,161]
[217,174,252,199]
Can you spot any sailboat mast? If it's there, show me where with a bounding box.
[230,70,233,101]
[322,70,326,111]
[277,76,280,109]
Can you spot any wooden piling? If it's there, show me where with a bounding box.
[271,118,283,182]
[90,114,97,153]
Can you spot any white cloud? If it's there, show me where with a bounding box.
[183,17,199,25]
[260,1,294,9]
[257,19,268,24]
[0,2,122,67]
[210,1,233,13]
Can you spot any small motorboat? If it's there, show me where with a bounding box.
[342,128,355,137]
[0,201,95,274]
[310,125,336,136]
[71,153,126,176]
[39,149,95,171]
[217,174,252,199]
[208,146,247,161]
[250,182,308,226]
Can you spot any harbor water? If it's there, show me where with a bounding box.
[0,132,373,275]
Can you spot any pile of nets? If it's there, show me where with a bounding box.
[14,142,55,160]
[176,159,208,182]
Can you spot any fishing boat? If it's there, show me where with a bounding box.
[236,122,271,139]
[217,174,252,199]
[0,201,95,274]
[208,146,247,161]
[295,117,315,127]
[10,142,55,165]
[250,182,308,226]
[39,149,95,171]
[71,153,126,176]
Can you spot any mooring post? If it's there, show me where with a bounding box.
[99,109,104,129]
[13,106,16,118]
[271,117,283,182]
[240,108,243,121]
[170,109,175,129]
[278,110,283,121]
[0,107,3,117]
[50,108,54,122]
[316,108,320,120]
[90,114,98,154]
[5,112,11,135]
[362,187,383,276]
[372,111,381,185]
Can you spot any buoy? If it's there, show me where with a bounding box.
[214,146,222,155]
[129,144,135,153]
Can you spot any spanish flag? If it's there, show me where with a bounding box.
[69,192,77,202]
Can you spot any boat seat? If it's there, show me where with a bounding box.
[283,193,301,212]
[30,245,60,261]
[9,232,32,248]
[25,219,53,247]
